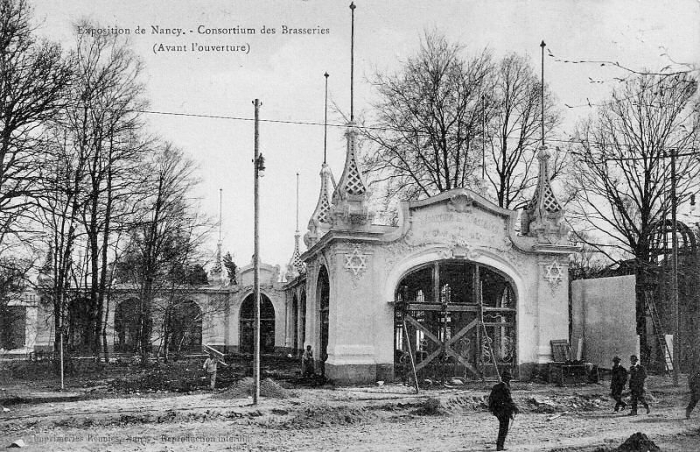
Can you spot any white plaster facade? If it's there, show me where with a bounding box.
[292,188,578,383]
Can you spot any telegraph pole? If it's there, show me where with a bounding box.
[671,148,679,386]
[252,99,262,404]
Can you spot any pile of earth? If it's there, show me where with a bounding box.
[273,403,375,429]
[411,397,450,416]
[214,377,293,399]
[442,394,489,413]
[590,432,661,452]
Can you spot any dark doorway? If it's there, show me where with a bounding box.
[165,299,202,353]
[239,294,276,354]
[114,298,140,352]
[318,266,330,375]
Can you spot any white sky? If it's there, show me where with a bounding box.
[31,0,700,269]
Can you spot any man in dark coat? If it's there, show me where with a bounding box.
[628,354,650,415]
[610,356,628,411]
[686,369,700,418]
[488,369,519,451]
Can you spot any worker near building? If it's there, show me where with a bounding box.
[203,352,219,390]
[488,369,519,451]
[302,345,315,379]
[686,369,700,418]
[610,356,628,411]
[628,355,650,415]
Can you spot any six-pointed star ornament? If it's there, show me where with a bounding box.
[544,260,564,285]
[344,246,367,276]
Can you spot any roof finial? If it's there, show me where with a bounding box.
[350,2,356,122]
[324,72,329,164]
[295,172,300,233]
[540,40,546,148]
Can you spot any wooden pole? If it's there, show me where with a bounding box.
[402,317,419,394]
[671,148,679,386]
[253,99,261,403]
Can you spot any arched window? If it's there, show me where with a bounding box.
[114,298,140,353]
[318,266,330,372]
[165,300,202,353]
[239,294,276,354]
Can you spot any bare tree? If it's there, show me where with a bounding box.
[0,0,72,248]
[69,20,148,358]
[568,72,700,360]
[34,21,148,359]
[487,53,561,208]
[114,143,210,362]
[363,31,493,200]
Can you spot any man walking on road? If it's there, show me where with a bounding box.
[628,355,650,415]
[610,356,628,412]
[488,369,519,451]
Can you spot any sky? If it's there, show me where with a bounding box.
[30,0,700,270]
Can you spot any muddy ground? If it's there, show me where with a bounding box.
[1,356,699,451]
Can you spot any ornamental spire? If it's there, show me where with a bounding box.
[521,41,565,240]
[288,173,305,278]
[210,188,227,285]
[305,73,337,246]
[330,2,373,228]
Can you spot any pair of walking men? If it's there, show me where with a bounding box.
[610,354,650,415]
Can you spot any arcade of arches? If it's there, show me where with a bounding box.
[18,189,579,386]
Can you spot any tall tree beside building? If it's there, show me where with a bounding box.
[363,31,493,201]
[114,143,209,361]
[567,72,700,362]
[0,0,72,249]
[36,20,149,359]
[69,20,148,358]
[487,53,561,209]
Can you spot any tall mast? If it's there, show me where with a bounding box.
[350,2,356,122]
[324,72,329,164]
[540,40,546,148]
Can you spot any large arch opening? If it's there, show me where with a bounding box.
[300,289,307,350]
[318,266,330,375]
[239,294,276,354]
[164,299,202,353]
[114,298,140,353]
[291,294,299,354]
[394,260,516,382]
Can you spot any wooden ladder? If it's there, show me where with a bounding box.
[646,291,672,372]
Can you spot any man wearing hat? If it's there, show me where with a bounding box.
[488,369,519,451]
[610,356,628,411]
[628,355,650,415]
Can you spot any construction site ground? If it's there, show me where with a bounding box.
[1,356,699,451]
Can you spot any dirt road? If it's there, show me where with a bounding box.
[1,376,699,451]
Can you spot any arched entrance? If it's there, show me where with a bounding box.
[291,294,299,353]
[239,294,276,354]
[318,266,330,375]
[165,299,202,353]
[114,298,140,352]
[300,290,307,350]
[394,260,516,382]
